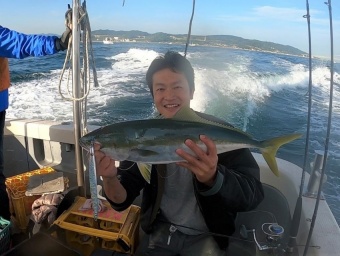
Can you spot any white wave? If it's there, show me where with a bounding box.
[7,48,160,122]
[8,71,73,121]
[110,48,159,75]
[7,47,340,129]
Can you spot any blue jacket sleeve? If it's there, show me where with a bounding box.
[0,90,9,112]
[0,26,58,59]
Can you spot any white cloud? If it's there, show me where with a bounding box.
[253,6,307,22]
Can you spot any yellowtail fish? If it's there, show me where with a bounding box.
[80,106,301,179]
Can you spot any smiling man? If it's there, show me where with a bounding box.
[94,51,264,256]
[146,52,195,118]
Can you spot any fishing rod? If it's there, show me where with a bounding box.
[287,0,313,252]
[184,0,196,57]
[303,0,335,255]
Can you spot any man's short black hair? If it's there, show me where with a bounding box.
[146,51,195,97]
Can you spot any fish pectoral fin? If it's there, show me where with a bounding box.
[137,163,152,184]
[130,148,159,156]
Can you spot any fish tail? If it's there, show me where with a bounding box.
[260,134,301,176]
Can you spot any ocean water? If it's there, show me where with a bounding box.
[7,42,340,225]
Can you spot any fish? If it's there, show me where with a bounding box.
[80,106,301,178]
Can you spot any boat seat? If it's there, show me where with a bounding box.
[228,183,292,255]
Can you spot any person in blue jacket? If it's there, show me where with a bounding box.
[0,25,71,220]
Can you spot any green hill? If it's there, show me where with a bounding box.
[92,30,307,56]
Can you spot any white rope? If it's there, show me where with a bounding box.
[58,4,99,136]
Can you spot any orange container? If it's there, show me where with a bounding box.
[54,197,140,256]
[5,167,62,231]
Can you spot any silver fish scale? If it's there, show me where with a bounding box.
[89,143,99,221]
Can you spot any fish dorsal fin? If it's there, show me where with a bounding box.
[172,105,205,122]
[171,106,251,137]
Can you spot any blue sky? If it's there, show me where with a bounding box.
[1,0,339,59]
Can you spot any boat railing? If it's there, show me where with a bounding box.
[304,151,327,199]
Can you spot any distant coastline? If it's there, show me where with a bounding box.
[91,29,308,57]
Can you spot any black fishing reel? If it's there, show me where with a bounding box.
[240,223,284,252]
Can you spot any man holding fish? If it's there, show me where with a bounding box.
[93,51,265,255]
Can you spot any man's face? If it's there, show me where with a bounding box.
[152,68,194,118]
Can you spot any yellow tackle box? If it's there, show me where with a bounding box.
[54,196,140,256]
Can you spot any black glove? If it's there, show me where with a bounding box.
[55,27,72,51]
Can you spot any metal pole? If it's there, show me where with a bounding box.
[303,1,334,255]
[72,0,85,194]
[287,1,313,252]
